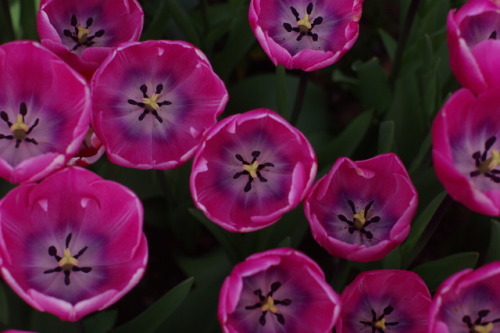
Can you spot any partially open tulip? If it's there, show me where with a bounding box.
[249,0,363,71]
[304,153,417,262]
[0,41,90,184]
[432,88,500,216]
[218,248,340,333]
[0,167,147,321]
[190,109,317,232]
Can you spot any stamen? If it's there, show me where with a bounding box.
[359,305,399,332]
[284,3,323,42]
[64,14,105,51]
[244,281,292,326]
[339,200,380,240]
[470,136,500,183]
[128,84,171,123]
[233,151,274,192]
[0,103,39,148]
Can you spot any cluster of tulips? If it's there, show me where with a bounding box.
[0,0,498,332]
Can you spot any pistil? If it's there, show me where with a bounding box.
[244,281,292,326]
[338,200,381,240]
[233,151,275,192]
[470,136,500,183]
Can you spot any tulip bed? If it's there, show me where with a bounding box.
[0,0,499,332]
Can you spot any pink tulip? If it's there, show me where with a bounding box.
[428,262,500,333]
[37,0,144,78]
[0,167,147,321]
[91,40,228,170]
[0,41,90,184]
[304,153,417,262]
[249,0,363,71]
[337,269,431,332]
[218,248,340,333]
[432,88,500,216]
[190,109,317,232]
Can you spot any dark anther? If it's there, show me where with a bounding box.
[284,3,323,42]
[359,305,399,333]
[490,31,497,39]
[43,233,92,286]
[64,14,106,51]
[463,309,500,332]
[470,136,500,183]
[232,150,275,192]
[245,281,292,327]
[338,199,381,240]
[0,103,40,148]
[128,84,171,123]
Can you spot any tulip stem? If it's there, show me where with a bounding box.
[290,71,308,126]
[0,0,16,42]
[388,0,423,86]
[77,320,86,333]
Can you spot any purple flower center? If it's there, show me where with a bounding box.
[359,305,399,333]
[462,309,500,333]
[244,281,292,326]
[469,136,500,183]
[0,102,40,148]
[43,233,92,286]
[338,200,381,239]
[63,15,105,51]
[283,2,324,41]
[127,84,172,123]
[232,150,275,192]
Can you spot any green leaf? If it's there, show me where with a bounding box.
[377,120,395,154]
[0,0,16,42]
[20,0,37,39]
[317,110,373,169]
[413,252,478,291]
[164,0,200,46]
[0,282,8,326]
[353,57,392,115]
[83,310,118,333]
[111,277,194,333]
[378,29,397,61]
[402,191,447,268]
[486,219,500,263]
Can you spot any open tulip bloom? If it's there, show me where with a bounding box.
[218,248,340,333]
[337,269,431,333]
[0,41,90,184]
[249,0,363,71]
[190,109,317,232]
[432,88,500,216]
[447,0,500,95]
[428,262,500,333]
[37,0,144,77]
[304,153,417,262]
[91,40,228,170]
[0,167,148,321]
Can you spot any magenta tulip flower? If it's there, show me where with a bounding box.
[91,40,228,170]
[249,0,363,71]
[336,269,431,333]
[304,153,417,262]
[37,0,144,78]
[218,248,340,333]
[190,109,317,232]
[0,41,90,184]
[432,88,500,216]
[1,331,37,333]
[68,128,104,167]
[428,262,500,333]
[447,0,500,95]
[337,269,431,333]
[0,167,147,321]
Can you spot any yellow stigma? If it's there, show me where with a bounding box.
[353,209,367,229]
[474,323,494,333]
[76,25,90,44]
[58,248,79,271]
[297,14,312,32]
[479,150,500,174]
[374,318,386,329]
[10,115,29,140]
[261,297,279,314]
[242,161,260,178]
[143,93,160,111]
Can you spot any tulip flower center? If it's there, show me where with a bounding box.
[463,309,500,333]
[128,84,172,123]
[283,3,323,41]
[233,150,275,192]
[43,233,92,286]
[63,15,105,51]
[244,281,292,326]
[470,136,500,183]
[359,305,399,332]
[0,102,40,148]
[338,200,381,240]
